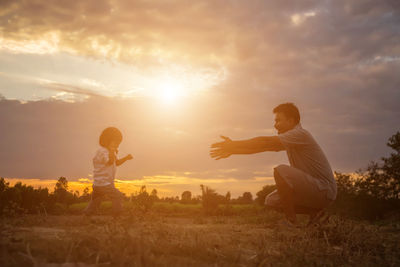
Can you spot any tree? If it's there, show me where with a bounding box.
[0,179,51,215]
[242,192,253,203]
[150,188,159,201]
[132,185,154,212]
[151,189,158,197]
[255,185,276,205]
[52,177,76,206]
[83,187,90,196]
[330,132,400,219]
[225,191,231,202]
[181,191,192,204]
[79,187,91,202]
[233,192,253,204]
[357,131,400,200]
[54,177,68,191]
[200,185,226,214]
[0,177,9,193]
[381,132,400,198]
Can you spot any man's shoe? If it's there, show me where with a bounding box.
[307,210,330,227]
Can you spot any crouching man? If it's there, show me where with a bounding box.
[210,103,336,226]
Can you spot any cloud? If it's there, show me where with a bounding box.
[41,82,105,97]
[1,0,396,70]
[0,0,400,194]
[0,71,107,101]
[1,1,399,106]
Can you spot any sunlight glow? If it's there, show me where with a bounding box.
[142,65,227,105]
[160,79,185,104]
[0,33,60,54]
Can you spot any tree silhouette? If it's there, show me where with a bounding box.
[357,131,400,200]
[200,185,227,214]
[150,188,159,201]
[255,185,276,205]
[332,132,400,219]
[54,177,68,191]
[242,192,253,203]
[52,177,76,207]
[225,191,231,202]
[132,185,154,212]
[181,191,192,204]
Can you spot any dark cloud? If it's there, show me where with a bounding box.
[1,1,399,86]
[1,1,395,67]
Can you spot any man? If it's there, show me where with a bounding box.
[210,103,336,226]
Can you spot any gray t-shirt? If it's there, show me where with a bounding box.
[278,124,337,200]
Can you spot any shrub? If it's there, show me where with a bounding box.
[200,185,228,215]
[130,186,154,213]
[255,184,276,205]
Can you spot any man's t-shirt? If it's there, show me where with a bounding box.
[277,124,337,200]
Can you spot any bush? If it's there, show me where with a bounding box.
[51,203,68,215]
[255,184,276,205]
[130,186,154,213]
[331,172,400,220]
[200,185,228,215]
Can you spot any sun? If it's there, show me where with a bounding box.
[159,79,185,104]
[144,67,225,106]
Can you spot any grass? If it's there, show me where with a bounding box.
[68,201,264,216]
[1,209,399,266]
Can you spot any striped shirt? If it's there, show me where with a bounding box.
[92,147,116,187]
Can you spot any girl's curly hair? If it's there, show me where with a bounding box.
[99,127,123,147]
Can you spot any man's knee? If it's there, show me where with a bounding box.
[273,164,292,189]
[273,164,289,177]
[264,190,281,208]
[274,165,287,183]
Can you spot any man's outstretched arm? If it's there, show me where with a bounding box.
[210,135,285,160]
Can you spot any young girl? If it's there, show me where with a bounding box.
[83,127,133,216]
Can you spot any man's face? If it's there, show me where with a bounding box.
[274,112,296,134]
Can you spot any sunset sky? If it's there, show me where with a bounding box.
[1,0,399,197]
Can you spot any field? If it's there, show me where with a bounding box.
[1,204,400,267]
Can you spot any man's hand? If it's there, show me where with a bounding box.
[126,154,133,160]
[210,135,233,160]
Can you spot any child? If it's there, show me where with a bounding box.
[83,127,133,216]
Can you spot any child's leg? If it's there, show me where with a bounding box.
[108,186,124,216]
[83,187,103,215]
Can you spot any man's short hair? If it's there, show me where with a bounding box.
[99,127,123,147]
[273,103,300,124]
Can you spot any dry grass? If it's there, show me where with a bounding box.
[1,211,399,266]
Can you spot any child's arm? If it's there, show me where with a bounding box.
[116,154,133,166]
[106,148,117,165]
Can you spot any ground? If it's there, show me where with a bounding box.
[1,211,400,266]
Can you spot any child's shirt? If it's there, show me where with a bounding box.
[92,147,116,187]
